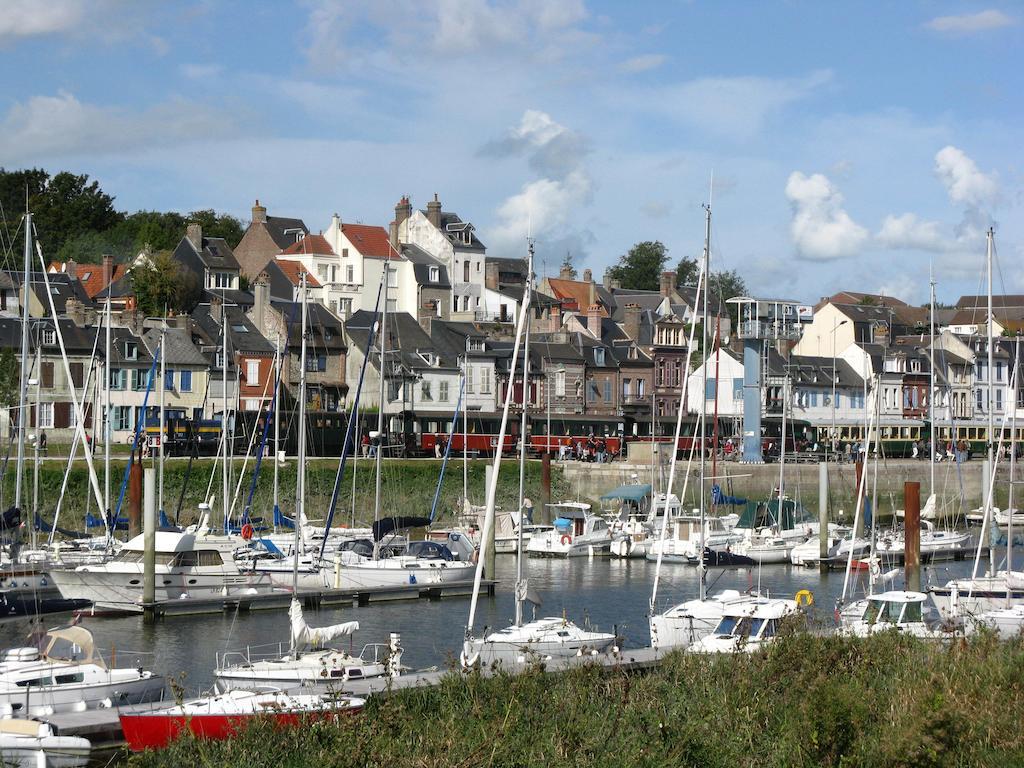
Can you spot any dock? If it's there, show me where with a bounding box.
[82,579,498,619]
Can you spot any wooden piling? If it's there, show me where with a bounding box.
[904,481,921,592]
[128,458,142,539]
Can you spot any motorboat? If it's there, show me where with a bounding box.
[48,531,282,614]
[215,599,401,692]
[839,591,948,639]
[731,534,797,564]
[874,521,971,561]
[461,617,616,668]
[687,597,800,654]
[929,570,1024,619]
[650,589,760,650]
[0,626,165,716]
[645,512,743,564]
[526,503,610,557]
[0,718,90,767]
[332,536,477,589]
[790,531,868,567]
[119,689,365,751]
[970,604,1024,638]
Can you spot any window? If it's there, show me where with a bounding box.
[439,381,449,402]
[342,248,349,258]
[40,361,54,389]
[306,355,327,373]
[468,338,484,352]
[42,328,56,345]
[180,370,192,393]
[164,369,174,391]
[231,324,249,333]
[463,261,470,283]
[996,388,1003,411]
[594,348,605,366]
[109,368,124,391]
[603,380,612,402]
[466,365,475,393]
[622,379,631,399]
[317,264,329,281]
[246,359,260,382]
[429,266,440,283]
[656,361,664,387]
[481,367,491,393]
[340,298,352,318]
[555,370,566,397]
[732,378,743,401]
[245,398,260,411]
[37,402,53,429]
[330,265,337,283]
[388,270,398,288]
[976,389,984,410]
[132,369,148,391]
[69,362,84,388]
[996,361,1004,382]
[125,341,138,360]
[637,378,645,398]
[346,265,354,283]
[587,379,599,402]
[210,271,234,289]
[420,381,433,401]
[113,406,131,431]
[705,379,717,399]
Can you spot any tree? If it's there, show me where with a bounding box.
[56,231,120,264]
[187,209,244,248]
[107,210,187,255]
[675,255,699,287]
[711,269,748,323]
[31,172,123,256]
[606,241,669,291]
[131,251,201,315]
[0,348,18,410]
[560,252,577,280]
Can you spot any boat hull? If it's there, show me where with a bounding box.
[0,735,90,768]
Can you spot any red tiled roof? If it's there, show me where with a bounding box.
[80,264,126,298]
[281,233,335,256]
[546,278,609,316]
[273,259,322,288]
[341,223,398,260]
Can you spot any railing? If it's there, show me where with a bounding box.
[737,320,802,341]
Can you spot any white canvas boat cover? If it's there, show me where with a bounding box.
[289,599,358,651]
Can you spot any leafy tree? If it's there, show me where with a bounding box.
[33,172,123,256]
[0,348,18,409]
[606,241,669,291]
[56,231,120,264]
[857,295,879,306]
[107,211,187,255]
[131,250,201,315]
[675,255,699,287]
[187,209,244,248]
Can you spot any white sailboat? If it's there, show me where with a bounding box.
[0,718,91,768]
[462,237,615,668]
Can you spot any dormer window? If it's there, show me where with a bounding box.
[468,338,484,352]
[124,341,138,360]
[418,351,435,366]
[42,328,56,345]
[429,266,440,283]
[594,348,606,366]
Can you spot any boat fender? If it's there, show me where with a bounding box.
[795,589,814,608]
[241,523,255,541]
[560,534,572,546]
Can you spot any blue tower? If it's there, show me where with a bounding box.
[727,297,800,464]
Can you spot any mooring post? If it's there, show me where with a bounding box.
[819,461,829,573]
[541,451,552,513]
[128,458,142,539]
[143,467,156,623]
[484,463,495,579]
[904,481,921,592]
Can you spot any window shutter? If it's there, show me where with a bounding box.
[54,402,71,428]
[41,361,54,389]
[70,362,84,388]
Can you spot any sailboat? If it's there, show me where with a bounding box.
[216,274,402,691]
[461,238,615,668]
[929,229,1024,618]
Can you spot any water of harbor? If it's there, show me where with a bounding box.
[0,553,989,695]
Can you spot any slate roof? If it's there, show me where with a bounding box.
[264,215,309,250]
[765,350,864,388]
[191,304,275,356]
[402,244,450,288]
[142,327,209,367]
[271,300,346,352]
[9,272,92,315]
[433,211,485,252]
[191,236,241,271]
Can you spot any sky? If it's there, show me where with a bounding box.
[0,0,1020,306]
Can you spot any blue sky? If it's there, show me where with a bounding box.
[0,1,1020,305]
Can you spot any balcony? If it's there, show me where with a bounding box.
[737,320,801,342]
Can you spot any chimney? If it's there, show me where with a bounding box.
[419,312,433,336]
[66,297,86,327]
[559,263,573,280]
[624,303,641,341]
[426,193,442,229]
[392,196,412,248]
[485,262,499,291]
[549,304,561,333]
[587,304,602,339]
[253,272,269,333]
[588,277,596,309]
[660,271,675,298]
[65,260,78,280]
[602,270,613,291]
[101,254,114,290]
[187,222,203,251]
[210,294,224,327]
[252,199,267,225]
[582,268,592,284]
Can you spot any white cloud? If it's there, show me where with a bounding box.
[619,53,667,74]
[934,145,999,207]
[785,171,868,260]
[0,0,85,41]
[924,9,1016,34]
[877,213,950,252]
[181,63,223,80]
[483,110,592,253]
[633,69,832,140]
[0,91,237,159]
[875,274,921,305]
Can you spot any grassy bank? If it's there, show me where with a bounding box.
[129,632,1024,768]
[0,458,569,529]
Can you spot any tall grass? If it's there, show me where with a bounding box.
[130,632,1024,767]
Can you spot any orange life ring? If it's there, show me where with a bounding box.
[241,523,255,541]
[560,534,572,546]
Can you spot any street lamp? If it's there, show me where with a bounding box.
[830,319,849,461]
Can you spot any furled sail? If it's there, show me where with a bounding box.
[289,598,358,651]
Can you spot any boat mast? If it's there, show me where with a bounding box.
[273,334,281,529]
[514,238,534,627]
[293,272,308,598]
[463,340,468,511]
[104,276,112,520]
[1007,335,1019,591]
[373,262,389,559]
[158,317,166,520]
[697,200,711,601]
[929,265,936,498]
[14,213,32,515]
[222,296,230,532]
[986,227,995,573]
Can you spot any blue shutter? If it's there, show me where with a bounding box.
[705,379,717,399]
[180,370,192,392]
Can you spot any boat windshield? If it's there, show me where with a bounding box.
[113,551,176,565]
[864,600,903,625]
[903,601,923,623]
[715,616,765,639]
